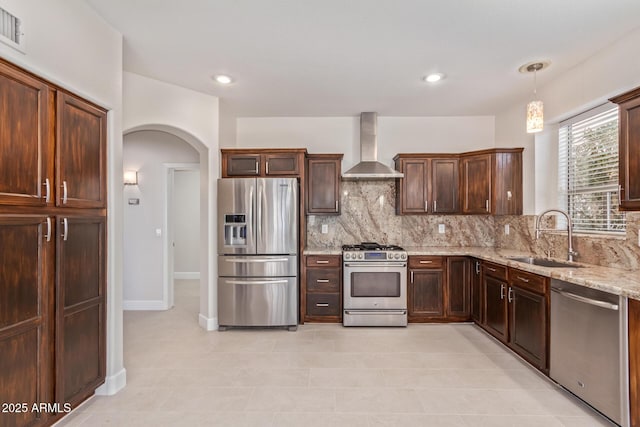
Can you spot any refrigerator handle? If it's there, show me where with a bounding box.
[256,179,262,250]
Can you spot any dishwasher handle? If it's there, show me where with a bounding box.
[551,288,619,311]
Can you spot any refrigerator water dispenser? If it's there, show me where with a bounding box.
[223,214,247,247]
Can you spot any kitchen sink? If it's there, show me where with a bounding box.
[507,256,584,268]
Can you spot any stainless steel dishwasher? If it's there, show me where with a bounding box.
[550,279,629,426]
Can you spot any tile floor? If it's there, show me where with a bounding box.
[56,280,615,426]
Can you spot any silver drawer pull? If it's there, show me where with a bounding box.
[316,260,329,264]
[517,276,530,283]
[316,279,330,283]
[226,279,288,285]
[335,200,339,211]
[419,260,433,264]
[316,303,329,307]
[487,267,497,272]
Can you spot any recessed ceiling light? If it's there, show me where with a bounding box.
[424,73,444,83]
[214,74,233,85]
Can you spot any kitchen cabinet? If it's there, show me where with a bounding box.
[508,269,548,372]
[303,255,342,322]
[0,61,52,208]
[0,216,54,427]
[470,258,482,323]
[306,154,342,215]
[610,87,640,211]
[408,256,470,322]
[482,262,509,342]
[630,298,640,427]
[460,149,523,215]
[393,155,459,215]
[221,149,307,177]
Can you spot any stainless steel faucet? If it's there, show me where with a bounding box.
[534,209,578,262]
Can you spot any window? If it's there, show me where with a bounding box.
[558,104,625,233]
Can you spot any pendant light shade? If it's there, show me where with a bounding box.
[520,62,548,134]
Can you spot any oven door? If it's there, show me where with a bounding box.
[343,262,407,310]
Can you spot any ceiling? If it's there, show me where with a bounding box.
[86,0,640,118]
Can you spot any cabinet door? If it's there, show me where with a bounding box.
[263,153,300,175]
[461,154,491,214]
[0,216,54,427]
[56,92,107,208]
[432,159,459,213]
[483,275,508,342]
[56,216,106,407]
[470,259,482,323]
[0,63,52,207]
[399,159,428,213]
[306,156,341,214]
[446,257,470,319]
[408,269,444,319]
[225,153,261,176]
[509,285,547,370]
[618,96,640,210]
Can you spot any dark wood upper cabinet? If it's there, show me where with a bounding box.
[610,87,640,211]
[221,149,307,178]
[394,155,459,215]
[56,215,106,407]
[306,154,342,215]
[0,215,54,427]
[0,61,52,208]
[460,149,523,215]
[56,92,107,208]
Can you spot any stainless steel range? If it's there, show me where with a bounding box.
[342,242,408,327]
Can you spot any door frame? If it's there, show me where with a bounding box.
[163,162,200,309]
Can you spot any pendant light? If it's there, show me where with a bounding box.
[519,61,549,133]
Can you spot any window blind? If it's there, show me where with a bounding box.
[558,104,625,233]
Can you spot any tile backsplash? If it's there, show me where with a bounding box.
[307,181,640,270]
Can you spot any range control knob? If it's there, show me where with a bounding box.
[401,253,407,260]
[394,253,400,259]
[345,253,351,259]
[387,253,393,259]
[358,253,363,259]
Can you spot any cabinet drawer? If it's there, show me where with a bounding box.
[307,269,340,293]
[306,293,341,316]
[409,256,443,269]
[306,255,341,268]
[509,269,548,295]
[482,261,507,280]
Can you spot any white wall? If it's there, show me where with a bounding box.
[123,131,199,306]
[496,26,640,214]
[173,170,200,276]
[0,0,125,395]
[123,72,220,331]
[236,116,495,171]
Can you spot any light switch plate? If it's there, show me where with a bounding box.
[321,224,328,234]
[438,224,445,234]
[505,224,510,235]
[155,228,162,237]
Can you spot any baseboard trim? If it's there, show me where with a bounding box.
[95,367,126,396]
[199,313,218,331]
[174,272,200,280]
[123,300,167,310]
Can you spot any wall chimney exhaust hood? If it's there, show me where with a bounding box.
[342,112,404,179]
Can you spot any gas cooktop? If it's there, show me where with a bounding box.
[341,242,405,251]
[342,242,407,261]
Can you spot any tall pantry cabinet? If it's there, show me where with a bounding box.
[0,59,107,427]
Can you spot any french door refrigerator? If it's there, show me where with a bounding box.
[217,178,298,330]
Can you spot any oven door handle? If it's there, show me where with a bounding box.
[344,310,407,315]
[344,262,406,267]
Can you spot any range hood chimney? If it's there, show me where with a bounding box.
[342,112,404,179]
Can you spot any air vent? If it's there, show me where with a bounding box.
[0,6,25,53]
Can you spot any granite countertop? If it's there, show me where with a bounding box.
[303,246,640,300]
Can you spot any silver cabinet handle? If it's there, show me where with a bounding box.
[500,284,505,300]
[619,184,623,206]
[45,217,51,242]
[475,261,480,274]
[265,161,269,174]
[433,200,437,212]
[485,199,489,212]
[517,276,529,283]
[316,260,329,264]
[508,287,514,303]
[316,279,330,283]
[225,257,289,263]
[255,161,260,174]
[43,179,50,202]
[410,271,414,283]
[62,181,68,204]
[335,200,339,212]
[419,260,433,264]
[226,279,288,285]
[551,288,619,311]
[62,218,68,241]
[316,303,329,307]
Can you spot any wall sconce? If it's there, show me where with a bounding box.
[519,61,549,134]
[123,170,138,185]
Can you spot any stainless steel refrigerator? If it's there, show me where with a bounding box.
[217,177,298,330]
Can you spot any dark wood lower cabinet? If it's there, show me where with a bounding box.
[408,268,445,320]
[630,298,640,427]
[446,257,470,319]
[303,255,342,323]
[0,216,54,427]
[509,285,547,371]
[470,259,482,323]
[483,274,509,342]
